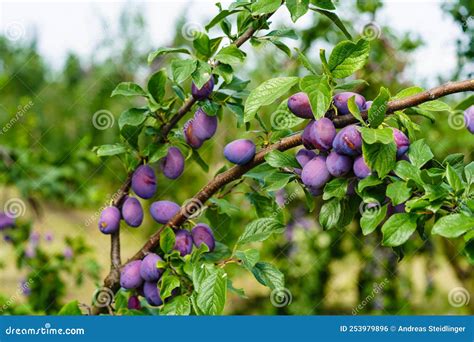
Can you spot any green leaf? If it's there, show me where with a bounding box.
[215,45,246,65]
[237,218,285,245]
[363,141,397,178]
[251,262,285,290]
[58,300,82,315]
[121,124,142,149]
[454,94,474,111]
[311,0,336,10]
[394,160,423,185]
[407,139,434,168]
[392,86,423,100]
[244,77,299,122]
[381,213,418,246]
[160,227,176,253]
[360,204,388,235]
[205,10,239,30]
[160,295,191,316]
[323,178,349,200]
[111,82,147,97]
[432,214,474,238]
[328,39,369,78]
[357,175,382,192]
[214,63,233,84]
[264,172,294,191]
[192,149,210,173]
[193,32,211,58]
[386,181,411,205]
[299,74,332,119]
[118,108,148,130]
[295,48,317,74]
[196,264,227,315]
[171,59,197,84]
[368,87,389,127]
[235,249,260,270]
[191,61,212,89]
[270,101,305,130]
[313,9,352,40]
[319,198,342,230]
[418,100,451,112]
[147,69,167,103]
[251,0,281,15]
[160,270,181,301]
[445,164,463,193]
[359,127,394,144]
[148,47,191,64]
[95,143,127,157]
[286,0,309,22]
[145,144,168,164]
[465,161,474,185]
[209,198,239,216]
[335,79,369,91]
[265,150,300,168]
[347,96,366,125]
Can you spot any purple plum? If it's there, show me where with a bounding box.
[127,295,141,310]
[140,253,163,282]
[192,108,218,140]
[301,156,331,189]
[143,281,163,306]
[191,223,215,251]
[302,120,316,149]
[0,212,15,230]
[224,139,256,165]
[353,155,371,179]
[333,125,362,156]
[296,149,317,169]
[307,186,323,197]
[192,77,214,100]
[287,92,313,119]
[465,106,474,134]
[98,206,121,234]
[183,120,204,149]
[174,229,193,256]
[121,197,143,227]
[120,260,143,289]
[301,119,336,151]
[393,128,410,157]
[333,92,366,115]
[131,165,157,199]
[326,151,352,177]
[160,147,185,180]
[150,200,180,224]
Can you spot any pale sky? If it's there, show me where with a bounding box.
[0,0,464,86]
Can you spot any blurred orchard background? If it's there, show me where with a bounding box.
[0,0,473,315]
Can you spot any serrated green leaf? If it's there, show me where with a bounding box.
[313,8,352,40]
[359,127,393,144]
[363,141,397,178]
[319,198,342,230]
[360,204,388,235]
[299,74,332,118]
[418,100,451,112]
[160,270,180,300]
[432,214,474,238]
[265,150,300,168]
[286,0,309,22]
[196,264,227,315]
[347,95,366,125]
[58,300,82,315]
[118,108,148,130]
[191,61,212,89]
[160,295,191,316]
[235,249,260,270]
[111,82,147,97]
[171,59,197,84]
[251,262,284,290]
[407,139,434,168]
[446,164,464,193]
[381,213,418,246]
[96,143,127,157]
[215,45,246,65]
[328,39,369,78]
[323,178,349,200]
[368,87,390,127]
[147,69,167,103]
[148,47,191,64]
[160,227,176,253]
[251,0,281,15]
[392,86,423,100]
[264,172,294,191]
[386,181,411,205]
[237,218,285,245]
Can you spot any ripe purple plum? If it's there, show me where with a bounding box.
[287,92,313,119]
[193,108,218,140]
[128,295,141,310]
[131,165,157,199]
[301,119,336,152]
[140,253,163,282]
[98,206,121,234]
[0,212,15,230]
[326,151,352,177]
[224,139,256,165]
[333,125,362,156]
[333,92,366,115]
[183,120,204,149]
[307,186,323,197]
[296,149,317,168]
[120,260,143,289]
[393,128,410,157]
[174,229,193,256]
[143,281,163,306]
[465,106,474,134]
[191,223,215,251]
[353,155,371,179]
[301,156,331,189]
[302,120,316,149]
[150,200,180,224]
[192,77,214,100]
[160,147,185,180]
[121,197,143,228]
